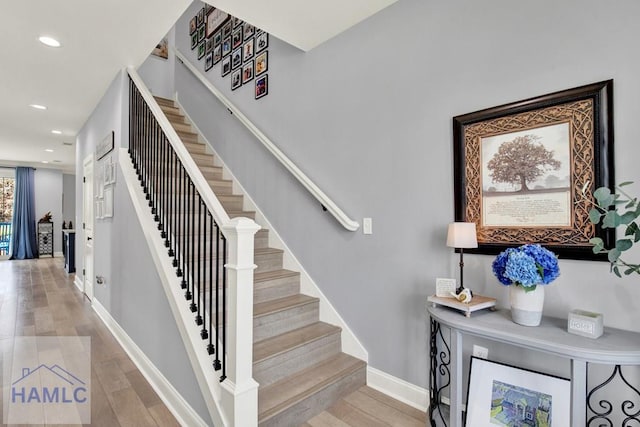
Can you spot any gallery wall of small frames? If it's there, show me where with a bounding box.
[189,4,269,100]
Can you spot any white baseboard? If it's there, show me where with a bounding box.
[92,299,209,427]
[366,366,428,413]
[74,276,83,292]
[54,251,64,257]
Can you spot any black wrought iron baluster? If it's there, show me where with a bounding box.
[193,192,202,317]
[213,223,221,371]
[158,134,166,235]
[178,164,186,286]
[183,173,191,295]
[189,182,196,306]
[207,212,214,354]
[168,148,175,259]
[200,201,208,339]
[220,233,227,382]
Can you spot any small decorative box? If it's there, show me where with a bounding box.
[567,309,603,339]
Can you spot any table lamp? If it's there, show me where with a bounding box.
[446,222,478,294]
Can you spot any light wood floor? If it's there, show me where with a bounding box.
[0,257,179,426]
[302,386,426,427]
[0,257,426,427]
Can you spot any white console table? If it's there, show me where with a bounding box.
[427,303,640,427]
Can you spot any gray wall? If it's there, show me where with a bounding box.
[62,173,76,227]
[138,27,176,100]
[171,0,640,392]
[75,71,211,424]
[34,168,63,254]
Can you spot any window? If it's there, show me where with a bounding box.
[0,169,15,256]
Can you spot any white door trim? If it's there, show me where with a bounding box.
[82,154,95,302]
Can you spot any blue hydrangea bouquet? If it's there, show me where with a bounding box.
[492,244,560,292]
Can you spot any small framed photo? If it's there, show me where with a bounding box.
[244,23,255,39]
[213,30,222,46]
[255,51,268,76]
[197,8,205,26]
[197,25,205,42]
[231,47,242,69]
[190,32,198,50]
[189,16,197,35]
[255,32,268,53]
[242,60,254,84]
[232,16,243,28]
[435,278,456,297]
[221,56,231,76]
[231,69,242,91]
[205,38,213,54]
[255,74,268,99]
[205,52,213,71]
[466,357,570,427]
[222,37,231,57]
[222,21,233,39]
[197,42,205,60]
[243,38,254,61]
[232,27,243,49]
[213,45,222,64]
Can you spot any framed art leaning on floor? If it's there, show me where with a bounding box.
[465,357,570,427]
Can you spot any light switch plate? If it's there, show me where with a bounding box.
[363,218,372,234]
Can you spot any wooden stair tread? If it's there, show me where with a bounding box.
[255,247,283,255]
[254,322,340,363]
[254,294,318,318]
[254,269,299,283]
[258,353,365,422]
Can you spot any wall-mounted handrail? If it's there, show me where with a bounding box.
[174,48,360,232]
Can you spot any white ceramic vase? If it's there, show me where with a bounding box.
[509,285,545,326]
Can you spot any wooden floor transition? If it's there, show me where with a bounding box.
[0,257,426,426]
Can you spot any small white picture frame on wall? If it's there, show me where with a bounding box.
[103,186,114,218]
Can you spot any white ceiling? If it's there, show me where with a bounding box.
[0,0,397,174]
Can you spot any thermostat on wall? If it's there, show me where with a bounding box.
[567,309,603,339]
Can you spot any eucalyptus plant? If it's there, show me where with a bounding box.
[588,181,640,277]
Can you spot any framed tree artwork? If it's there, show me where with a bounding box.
[452,80,614,260]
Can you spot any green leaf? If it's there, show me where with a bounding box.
[613,265,622,277]
[625,222,639,236]
[616,239,633,252]
[594,187,614,207]
[625,198,637,209]
[589,208,602,224]
[608,248,621,263]
[602,211,622,228]
[620,211,638,225]
[619,181,634,187]
[590,237,604,253]
[625,267,635,275]
[523,285,537,293]
[635,226,640,243]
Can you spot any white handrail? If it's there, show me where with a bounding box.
[174,48,360,232]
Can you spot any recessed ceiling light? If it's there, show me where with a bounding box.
[41,161,49,164]
[45,149,54,153]
[29,104,47,110]
[51,130,62,135]
[39,36,61,48]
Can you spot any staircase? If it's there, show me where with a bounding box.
[154,96,366,426]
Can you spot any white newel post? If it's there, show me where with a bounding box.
[221,217,261,426]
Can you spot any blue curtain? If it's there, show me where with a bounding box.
[9,167,38,259]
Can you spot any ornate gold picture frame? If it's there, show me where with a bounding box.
[453,80,614,259]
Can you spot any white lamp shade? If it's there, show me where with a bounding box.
[446,222,478,249]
